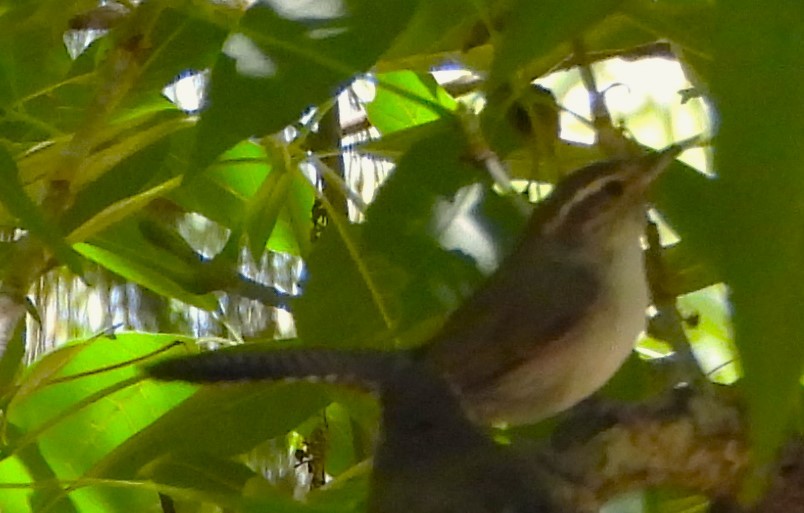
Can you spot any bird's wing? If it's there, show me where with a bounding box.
[423,240,599,389]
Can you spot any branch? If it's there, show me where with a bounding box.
[531,388,801,512]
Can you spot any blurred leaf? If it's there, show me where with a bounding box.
[62,119,188,238]
[381,0,481,62]
[281,169,316,257]
[505,140,605,181]
[622,1,714,64]
[138,450,336,513]
[710,1,804,470]
[489,0,620,87]
[659,241,720,297]
[141,452,260,498]
[4,422,81,513]
[132,6,229,95]
[643,487,709,513]
[325,381,381,438]
[170,168,248,229]
[324,402,357,477]
[601,353,672,404]
[654,160,721,273]
[294,219,398,348]
[0,1,85,110]
[306,465,369,513]
[0,449,37,513]
[8,343,88,407]
[208,140,272,197]
[14,108,167,189]
[191,0,421,172]
[295,119,524,348]
[480,84,562,183]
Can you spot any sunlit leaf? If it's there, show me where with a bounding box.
[84,380,331,482]
[3,333,195,513]
[243,142,291,259]
[365,71,456,134]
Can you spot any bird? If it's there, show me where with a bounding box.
[144,145,690,511]
[146,347,565,513]
[419,142,689,425]
[148,142,690,432]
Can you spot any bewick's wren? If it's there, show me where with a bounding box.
[149,142,689,430]
[421,142,688,425]
[145,145,688,511]
[147,349,562,513]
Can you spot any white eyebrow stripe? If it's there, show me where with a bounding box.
[544,173,625,235]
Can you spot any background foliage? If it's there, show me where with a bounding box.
[0,1,801,512]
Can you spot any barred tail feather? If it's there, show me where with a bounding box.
[146,347,408,390]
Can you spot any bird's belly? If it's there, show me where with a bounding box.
[469,239,649,425]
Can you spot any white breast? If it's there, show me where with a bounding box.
[473,216,649,425]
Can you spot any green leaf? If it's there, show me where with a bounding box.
[191,0,421,172]
[243,143,291,259]
[69,115,192,193]
[281,169,315,257]
[677,285,739,385]
[0,301,26,404]
[0,1,82,109]
[209,140,273,197]
[622,1,714,63]
[306,465,369,513]
[353,119,452,161]
[710,1,804,471]
[294,219,399,348]
[381,0,481,62]
[73,238,219,311]
[133,6,229,94]
[295,119,524,348]
[171,140,312,256]
[170,169,249,229]
[84,380,331,482]
[3,333,195,513]
[66,177,183,244]
[654,160,722,274]
[0,446,42,513]
[489,0,620,87]
[140,452,261,498]
[0,147,83,275]
[323,403,357,477]
[365,71,457,135]
[61,119,187,238]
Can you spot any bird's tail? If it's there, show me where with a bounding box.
[145,345,410,391]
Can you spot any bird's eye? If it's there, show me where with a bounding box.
[602,179,624,197]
